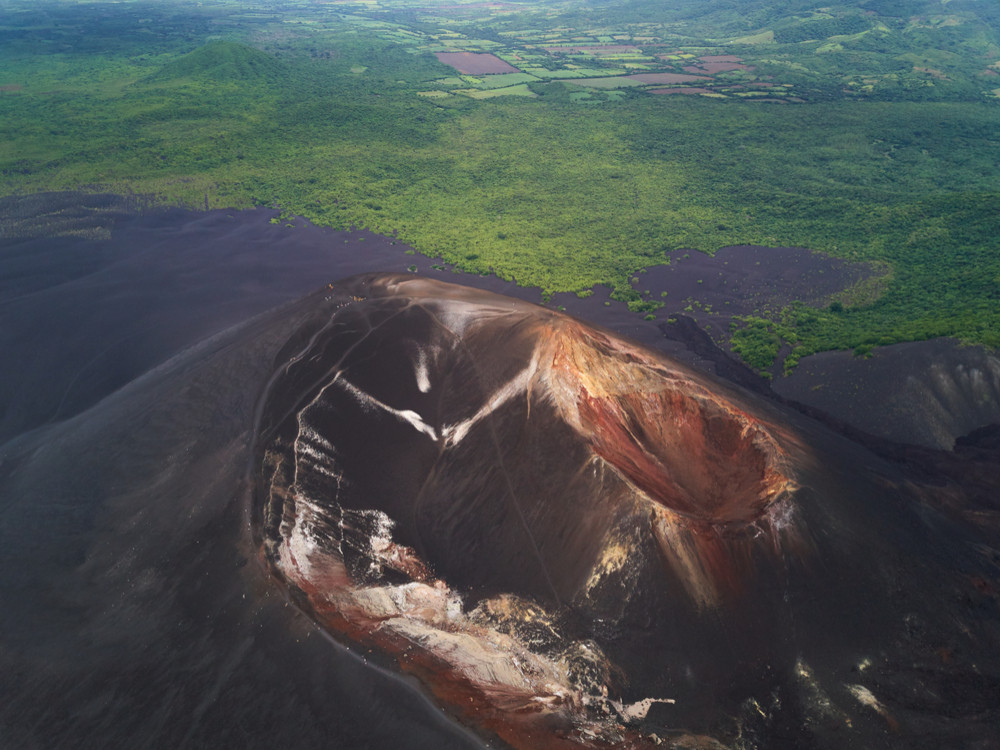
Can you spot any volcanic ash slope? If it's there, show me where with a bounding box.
[254,273,1000,749]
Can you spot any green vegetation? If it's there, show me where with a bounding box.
[1,0,999,371]
[147,41,288,84]
[455,83,537,98]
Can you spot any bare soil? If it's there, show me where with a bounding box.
[434,52,517,75]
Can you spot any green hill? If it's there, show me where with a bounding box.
[147,41,288,85]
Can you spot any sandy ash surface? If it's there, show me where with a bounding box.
[2,193,996,449]
[2,193,1000,750]
[773,338,1000,449]
[635,244,879,338]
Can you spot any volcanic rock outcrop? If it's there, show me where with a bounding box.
[253,274,1000,748]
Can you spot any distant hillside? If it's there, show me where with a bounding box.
[597,0,1000,40]
[147,41,288,85]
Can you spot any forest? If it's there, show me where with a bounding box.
[1,0,999,371]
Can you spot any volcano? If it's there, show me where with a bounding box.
[2,199,998,748]
[252,274,1000,748]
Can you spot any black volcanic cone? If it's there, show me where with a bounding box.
[3,199,997,750]
[253,274,1000,749]
[0,289,484,750]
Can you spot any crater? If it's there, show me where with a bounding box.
[251,273,803,748]
[544,323,791,525]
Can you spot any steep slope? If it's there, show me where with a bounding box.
[253,273,1000,749]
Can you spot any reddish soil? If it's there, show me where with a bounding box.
[434,51,517,75]
[577,376,782,524]
[649,87,713,95]
[680,56,753,75]
[0,84,22,92]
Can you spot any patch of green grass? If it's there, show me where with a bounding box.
[467,72,541,89]
[456,84,537,98]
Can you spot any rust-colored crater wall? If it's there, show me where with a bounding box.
[549,328,788,524]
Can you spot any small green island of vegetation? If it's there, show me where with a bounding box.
[2,0,999,372]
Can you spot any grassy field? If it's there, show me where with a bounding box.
[1,0,999,371]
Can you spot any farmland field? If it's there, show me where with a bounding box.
[435,52,518,74]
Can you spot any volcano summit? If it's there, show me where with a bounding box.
[253,274,1000,748]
